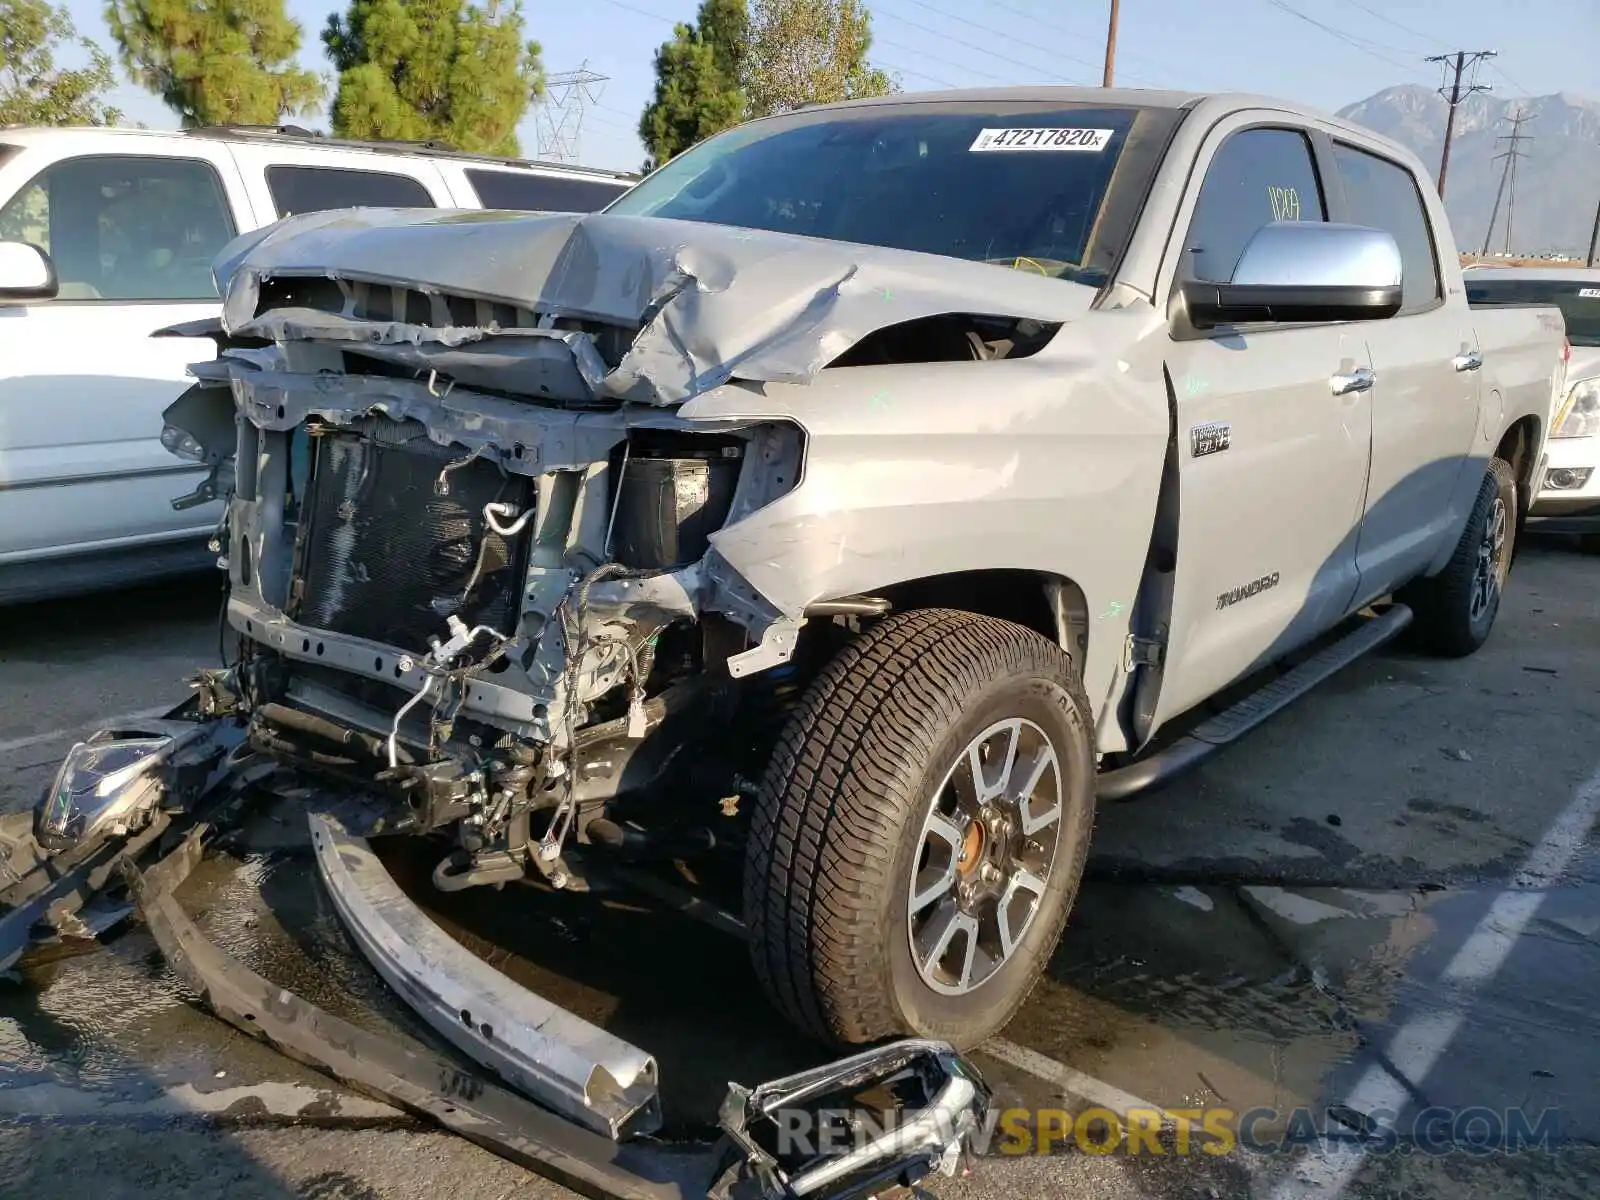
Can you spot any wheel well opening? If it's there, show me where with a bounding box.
[875,569,1089,665]
[780,571,1090,707]
[1494,415,1541,528]
[1497,419,1536,499]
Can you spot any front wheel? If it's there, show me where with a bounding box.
[743,608,1095,1050]
[1400,456,1517,657]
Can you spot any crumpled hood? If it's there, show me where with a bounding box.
[211,207,1098,406]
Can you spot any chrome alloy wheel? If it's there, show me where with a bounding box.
[906,717,1064,996]
[1470,494,1508,623]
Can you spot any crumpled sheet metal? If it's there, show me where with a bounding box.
[223,364,746,477]
[231,306,612,400]
[211,208,1097,407]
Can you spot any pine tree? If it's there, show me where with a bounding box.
[104,0,323,126]
[323,0,544,156]
[638,0,748,170]
[0,0,121,126]
[742,0,896,119]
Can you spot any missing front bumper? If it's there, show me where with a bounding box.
[11,728,995,1200]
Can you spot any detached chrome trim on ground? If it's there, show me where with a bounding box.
[309,811,662,1140]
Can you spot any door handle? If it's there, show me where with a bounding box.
[1452,350,1483,372]
[1329,367,1376,396]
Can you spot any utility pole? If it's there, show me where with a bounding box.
[1426,49,1496,198]
[1102,0,1120,88]
[1588,196,1600,268]
[1481,108,1534,257]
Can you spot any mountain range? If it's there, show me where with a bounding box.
[1335,85,1600,257]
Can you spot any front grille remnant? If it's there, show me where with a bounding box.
[293,418,531,653]
[254,275,638,371]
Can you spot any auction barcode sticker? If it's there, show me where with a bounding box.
[969,127,1113,152]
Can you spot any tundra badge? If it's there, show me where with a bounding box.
[1217,572,1280,610]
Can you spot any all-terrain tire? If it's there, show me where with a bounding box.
[742,607,1096,1050]
[1399,456,1518,658]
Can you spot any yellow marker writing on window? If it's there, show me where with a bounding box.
[1267,185,1302,222]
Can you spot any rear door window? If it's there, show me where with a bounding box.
[1333,143,1441,313]
[1184,127,1327,284]
[0,154,237,301]
[464,168,630,213]
[265,165,437,217]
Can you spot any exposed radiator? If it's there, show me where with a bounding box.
[292,418,531,653]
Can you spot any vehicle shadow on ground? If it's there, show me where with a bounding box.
[0,572,221,656]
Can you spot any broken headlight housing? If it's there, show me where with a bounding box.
[35,737,171,850]
[1554,379,1599,439]
[160,422,209,461]
[712,1039,992,1200]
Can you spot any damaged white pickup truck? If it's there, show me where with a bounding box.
[2,87,1572,1194]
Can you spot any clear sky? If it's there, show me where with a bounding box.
[59,0,1600,173]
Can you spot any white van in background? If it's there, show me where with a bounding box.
[0,124,637,604]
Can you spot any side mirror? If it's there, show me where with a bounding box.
[1178,222,1402,329]
[0,240,58,303]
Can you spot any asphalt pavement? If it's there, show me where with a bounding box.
[1,540,1597,1200]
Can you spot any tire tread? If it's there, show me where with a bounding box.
[743,607,1091,1046]
[1401,457,1517,658]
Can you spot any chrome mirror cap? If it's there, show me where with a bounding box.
[1233,221,1403,291]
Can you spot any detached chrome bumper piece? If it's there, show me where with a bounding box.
[309,812,661,1139]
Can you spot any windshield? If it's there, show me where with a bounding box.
[608,103,1166,285]
[1466,276,1600,346]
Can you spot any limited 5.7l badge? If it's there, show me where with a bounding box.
[1190,421,1231,458]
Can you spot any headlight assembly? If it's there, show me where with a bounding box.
[1554,379,1600,439]
[34,736,171,850]
[160,423,208,462]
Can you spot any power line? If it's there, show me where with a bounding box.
[1334,0,1435,46]
[1489,60,1535,99]
[970,0,1171,83]
[1427,49,1496,198]
[899,0,1101,77]
[873,34,1018,87]
[588,0,676,25]
[876,4,1082,84]
[584,0,1059,93]
[1263,0,1429,77]
[1481,107,1535,256]
[878,60,963,90]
